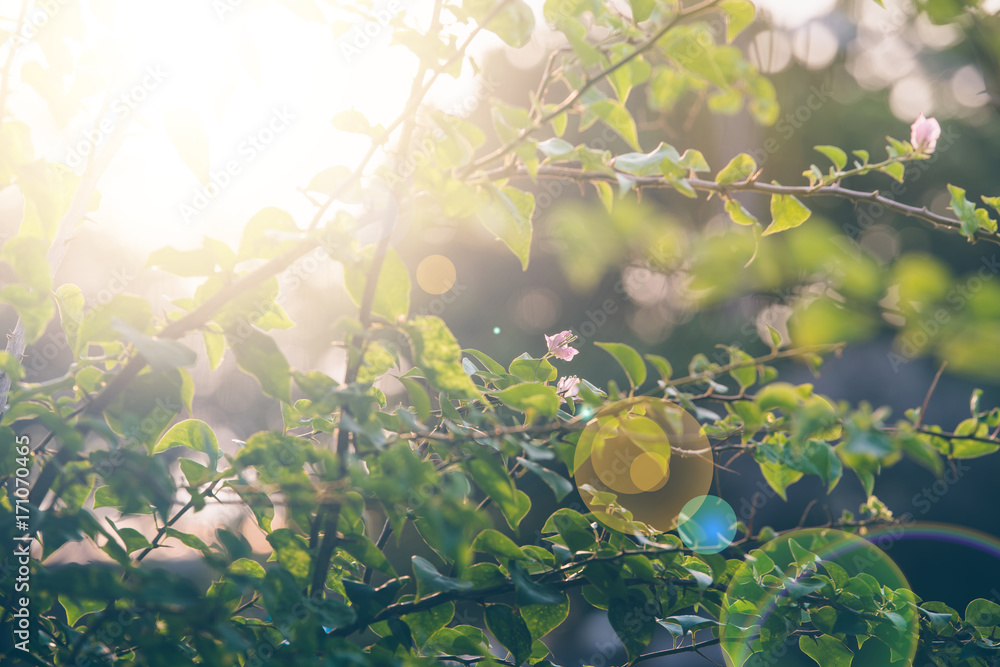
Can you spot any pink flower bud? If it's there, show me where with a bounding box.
[910,113,941,154]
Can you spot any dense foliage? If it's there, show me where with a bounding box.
[2,0,1000,665]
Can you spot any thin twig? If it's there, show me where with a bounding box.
[490,165,1000,246]
[916,361,947,428]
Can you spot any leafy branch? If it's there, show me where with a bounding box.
[495,165,1000,246]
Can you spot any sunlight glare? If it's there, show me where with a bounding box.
[72,0,435,251]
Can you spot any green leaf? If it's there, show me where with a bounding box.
[165,527,211,554]
[763,194,811,235]
[399,377,432,423]
[725,199,758,226]
[728,348,756,389]
[589,99,640,150]
[644,354,672,382]
[178,458,211,487]
[426,626,489,657]
[478,186,535,270]
[878,161,904,183]
[608,591,656,661]
[814,145,847,171]
[521,593,570,640]
[465,0,535,47]
[467,563,507,590]
[59,596,105,627]
[332,109,374,135]
[237,207,300,262]
[402,602,454,648]
[113,526,152,555]
[948,184,996,240]
[0,284,55,344]
[594,180,614,212]
[537,137,575,158]
[542,508,596,552]
[595,342,646,389]
[948,418,997,458]
[228,557,266,579]
[341,532,397,577]
[510,561,565,606]
[153,419,219,466]
[757,459,803,501]
[629,0,654,21]
[404,317,480,399]
[343,247,411,322]
[965,598,1000,628]
[411,556,473,600]
[0,236,50,291]
[227,328,291,403]
[799,634,854,667]
[509,355,557,382]
[463,348,508,376]
[982,194,1000,219]
[798,440,844,492]
[659,614,720,637]
[203,330,226,370]
[612,142,682,177]
[716,153,756,184]
[680,149,710,173]
[467,456,531,530]
[74,294,153,356]
[720,0,755,42]
[113,318,197,372]
[516,457,573,501]
[494,383,560,418]
[473,529,527,561]
[660,28,728,88]
[266,529,312,586]
[485,604,533,665]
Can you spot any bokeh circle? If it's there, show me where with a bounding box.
[416,254,457,294]
[720,528,919,667]
[677,495,738,554]
[573,398,714,533]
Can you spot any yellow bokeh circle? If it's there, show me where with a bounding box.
[416,254,456,295]
[573,398,714,534]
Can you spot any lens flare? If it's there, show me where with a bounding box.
[720,528,919,667]
[573,398,713,534]
[677,495,737,554]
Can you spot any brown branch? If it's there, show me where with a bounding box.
[311,0,508,599]
[492,165,1000,247]
[916,362,947,428]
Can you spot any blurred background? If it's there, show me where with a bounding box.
[3,0,1000,663]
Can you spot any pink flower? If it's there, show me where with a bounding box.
[910,114,941,154]
[545,330,579,361]
[557,376,581,401]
